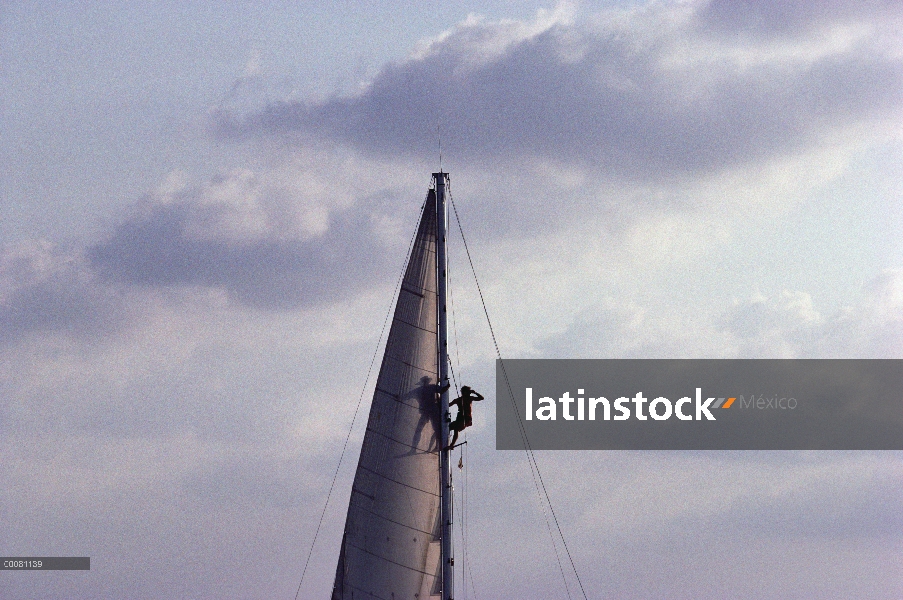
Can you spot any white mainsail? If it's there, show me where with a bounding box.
[332,189,444,599]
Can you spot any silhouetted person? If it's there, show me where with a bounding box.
[448,385,484,449]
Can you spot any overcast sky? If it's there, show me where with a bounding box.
[2,1,902,598]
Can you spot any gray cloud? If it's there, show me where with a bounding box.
[0,244,126,346]
[182,454,307,509]
[87,196,403,310]
[217,4,902,177]
[699,0,903,38]
[465,449,903,599]
[723,463,903,539]
[0,178,416,345]
[0,275,123,344]
[722,290,821,357]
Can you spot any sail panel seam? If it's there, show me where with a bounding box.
[351,486,376,501]
[390,316,438,335]
[399,284,427,298]
[358,465,440,497]
[340,581,393,600]
[379,355,438,376]
[345,540,437,578]
[364,426,439,455]
[349,502,435,536]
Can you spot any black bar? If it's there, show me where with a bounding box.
[1,557,90,570]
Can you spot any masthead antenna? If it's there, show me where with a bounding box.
[437,119,442,172]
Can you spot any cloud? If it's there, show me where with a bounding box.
[531,269,903,359]
[0,240,127,345]
[216,2,903,177]
[724,290,822,357]
[818,269,903,357]
[719,456,903,539]
[698,0,903,38]
[538,451,903,540]
[0,159,428,344]
[466,449,903,599]
[719,270,903,357]
[86,169,416,310]
[181,452,311,510]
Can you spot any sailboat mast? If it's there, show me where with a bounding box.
[434,171,454,600]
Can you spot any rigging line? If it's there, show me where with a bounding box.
[448,188,589,600]
[293,193,430,600]
[456,449,475,600]
[462,446,467,600]
[445,185,570,600]
[448,356,460,397]
[451,192,582,600]
[449,201,473,600]
[462,441,469,600]
[453,429,468,600]
[462,435,480,600]
[445,200,571,600]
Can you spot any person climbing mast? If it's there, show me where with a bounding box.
[447,385,484,449]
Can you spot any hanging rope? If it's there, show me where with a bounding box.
[293,193,430,600]
[447,184,589,600]
[455,436,479,600]
[461,433,480,600]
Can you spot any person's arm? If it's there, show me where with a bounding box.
[472,391,485,401]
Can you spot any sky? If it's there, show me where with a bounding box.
[1,0,902,598]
